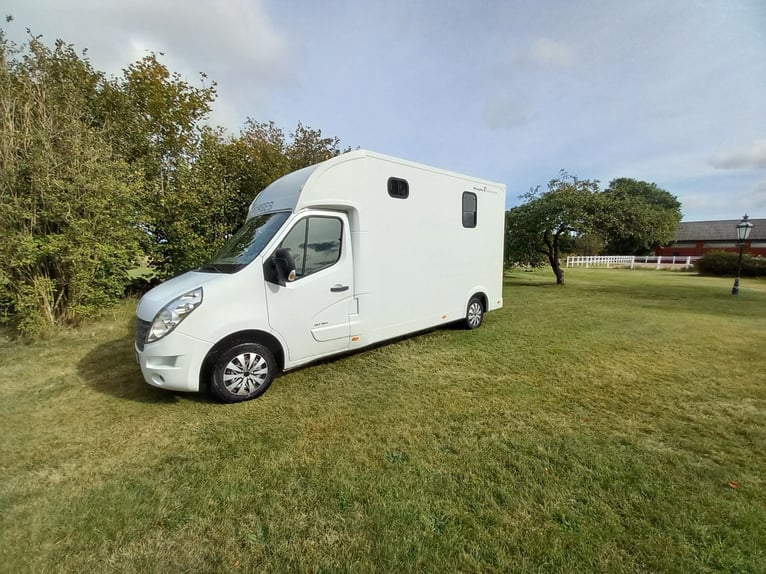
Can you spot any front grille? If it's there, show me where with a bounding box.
[135,318,151,351]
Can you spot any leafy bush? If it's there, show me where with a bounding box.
[0,34,144,335]
[1,24,349,335]
[124,276,163,298]
[696,251,766,277]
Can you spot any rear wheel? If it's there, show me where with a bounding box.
[210,342,276,403]
[464,297,484,330]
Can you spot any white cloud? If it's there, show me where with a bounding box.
[669,176,766,221]
[4,0,296,129]
[677,191,744,221]
[678,193,715,213]
[481,36,575,131]
[529,37,575,68]
[4,0,765,222]
[710,140,766,170]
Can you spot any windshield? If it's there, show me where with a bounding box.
[199,211,290,273]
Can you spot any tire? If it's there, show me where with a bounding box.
[464,296,484,330]
[210,342,277,403]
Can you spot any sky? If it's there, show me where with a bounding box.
[3,0,766,222]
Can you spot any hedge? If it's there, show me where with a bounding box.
[695,251,766,277]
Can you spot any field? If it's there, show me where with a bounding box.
[1,269,765,573]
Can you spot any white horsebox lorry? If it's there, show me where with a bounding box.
[135,150,506,402]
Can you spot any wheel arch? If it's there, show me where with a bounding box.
[199,330,286,391]
[468,291,488,311]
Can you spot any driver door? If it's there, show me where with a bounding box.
[264,211,353,364]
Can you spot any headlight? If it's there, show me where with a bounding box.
[146,287,203,343]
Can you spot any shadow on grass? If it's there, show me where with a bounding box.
[78,335,182,403]
[504,277,560,288]
[76,318,215,404]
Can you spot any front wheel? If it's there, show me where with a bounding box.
[464,297,484,330]
[210,342,277,403]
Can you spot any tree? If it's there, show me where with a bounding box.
[141,119,351,278]
[148,126,242,274]
[572,233,605,256]
[0,31,143,333]
[505,171,600,284]
[233,119,348,196]
[97,53,219,277]
[286,122,348,170]
[601,178,682,255]
[0,22,353,331]
[99,53,217,187]
[230,120,291,206]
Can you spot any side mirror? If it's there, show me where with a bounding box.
[272,247,297,286]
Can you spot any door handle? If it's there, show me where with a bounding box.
[330,284,349,293]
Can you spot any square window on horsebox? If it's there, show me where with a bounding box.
[462,192,477,228]
[387,177,409,199]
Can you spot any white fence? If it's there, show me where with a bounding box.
[566,255,700,270]
[566,256,636,268]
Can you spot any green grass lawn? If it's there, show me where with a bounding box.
[1,269,765,573]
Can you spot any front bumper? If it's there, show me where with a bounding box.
[135,329,212,393]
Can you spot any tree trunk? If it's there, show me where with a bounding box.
[544,231,565,285]
[551,257,565,284]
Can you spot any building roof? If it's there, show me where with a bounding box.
[673,219,766,241]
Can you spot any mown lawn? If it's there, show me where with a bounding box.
[1,269,765,573]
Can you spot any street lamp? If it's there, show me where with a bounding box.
[732,214,754,295]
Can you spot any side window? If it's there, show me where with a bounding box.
[388,177,409,199]
[279,219,307,276]
[462,192,477,228]
[304,217,342,275]
[279,217,342,278]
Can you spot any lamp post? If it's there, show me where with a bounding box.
[732,215,754,295]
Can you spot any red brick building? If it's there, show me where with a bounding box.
[655,219,766,257]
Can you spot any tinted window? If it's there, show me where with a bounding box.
[462,192,477,228]
[304,217,342,275]
[279,219,307,275]
[279,216,342,278]
[388,177,409,199]
[203,211,291,273]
